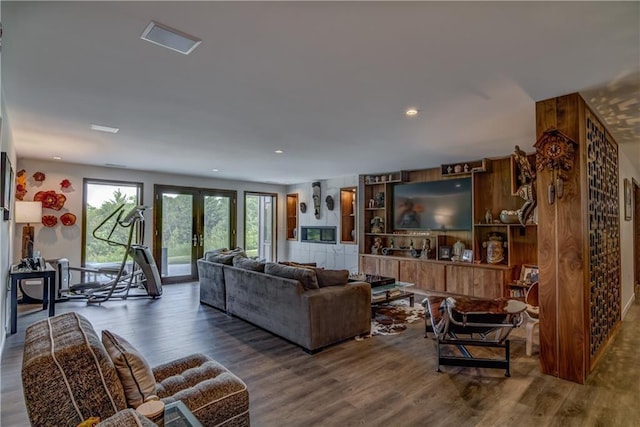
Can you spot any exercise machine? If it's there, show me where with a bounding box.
[55,204,162,304]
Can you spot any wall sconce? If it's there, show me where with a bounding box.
[15,201,42,258]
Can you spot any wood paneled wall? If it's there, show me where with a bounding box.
[535,93,621,384]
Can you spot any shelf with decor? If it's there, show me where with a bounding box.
[286,193,298,240]
[440,159,486,177]
[340,187,357,244]
[358,153,538,299]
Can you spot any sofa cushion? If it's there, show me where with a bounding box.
[205,248,246,265]
[265,262,319,290]
[315,268,349,287]
[233,255,266,272]
[102,331,156,408]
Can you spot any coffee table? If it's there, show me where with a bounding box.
[371,281,415,307]
[165,400,203,427]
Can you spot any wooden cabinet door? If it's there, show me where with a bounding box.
[446,265,474,295]
[399,260,419,285]
[359,255,379,275]
[398,260,444,290]
[379,258,400,279]
[472,268,503,299]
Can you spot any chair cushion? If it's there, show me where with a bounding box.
[265,262,319,290]
[102,331,156,408]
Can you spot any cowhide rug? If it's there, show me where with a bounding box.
[369,300,426,336]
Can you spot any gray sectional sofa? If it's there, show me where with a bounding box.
[197,250,371,352]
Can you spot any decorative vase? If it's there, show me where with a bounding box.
[499,210,519,224]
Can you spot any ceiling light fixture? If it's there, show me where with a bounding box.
[405,108,419,117]
[140,21,202,55]
[274,150,284,154]
[212,168,219,172]
[52,156,62,160]
[91,124,119,133]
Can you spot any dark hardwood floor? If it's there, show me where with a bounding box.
[2,282,639,426]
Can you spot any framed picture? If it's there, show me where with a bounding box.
[624,178,632,221]
[461,249,473,263]
[438,246,451,260]
[1,152,14,221]
[519,264,539,285]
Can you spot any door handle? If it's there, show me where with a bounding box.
[192,234,198,247]
[199,234,204,247]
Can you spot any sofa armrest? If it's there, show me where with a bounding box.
[197,259,227,310]
[96,408,156,427]
[302,281,372,349]
[152,353,212,383]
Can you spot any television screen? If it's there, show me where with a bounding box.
[393,178,472,231]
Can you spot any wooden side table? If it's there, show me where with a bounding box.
[10,263,57,334]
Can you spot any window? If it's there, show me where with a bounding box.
[244,192,276,262]
[83,179,143,268]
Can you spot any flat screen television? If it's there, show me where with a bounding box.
[393,178,472,231]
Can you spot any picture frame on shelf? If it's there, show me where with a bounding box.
[1,152,14,221]
[461,249,473,263]
[438,246,451,260]
[624,178,632,221]
[519,264,539,285]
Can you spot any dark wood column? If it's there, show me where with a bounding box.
[535,93,621,384]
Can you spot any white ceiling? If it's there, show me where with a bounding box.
[3,1,639,185]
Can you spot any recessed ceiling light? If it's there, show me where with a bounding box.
[274,150,284,154]
[405,108,419,117]
[91,124,119,133]
[52,156,62,160]
[140,21,202,55]
[212,168,219,172]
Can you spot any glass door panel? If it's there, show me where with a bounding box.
[160,192,195,281]
[154,186,236,283]
[203,195,232,252]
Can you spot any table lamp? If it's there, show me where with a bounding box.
[15,201,42,259]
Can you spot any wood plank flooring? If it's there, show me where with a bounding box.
[2,283,639,426]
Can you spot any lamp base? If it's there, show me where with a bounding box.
[22,225,34,259]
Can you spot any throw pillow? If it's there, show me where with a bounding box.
[315,268,349,287]
[232,255,265,272]
[204,248,246,263]
[102,330,156,408]
[278,261,317,267]
[265,262,319,290]
[207,253,236,265]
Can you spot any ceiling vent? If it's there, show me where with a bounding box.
[140,21,201,55]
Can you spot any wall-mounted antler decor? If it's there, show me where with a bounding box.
[534,128,577,204]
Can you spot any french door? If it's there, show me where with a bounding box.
[154,185,236,283]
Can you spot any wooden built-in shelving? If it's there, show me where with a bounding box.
[358,155,537,300]
[340,187,357,244]
[286,193,298,240]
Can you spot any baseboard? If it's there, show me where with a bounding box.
[622,292,636,320]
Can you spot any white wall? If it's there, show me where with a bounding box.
[285,175,359,271]
[619,144,640,318]
[13,159,287,269]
